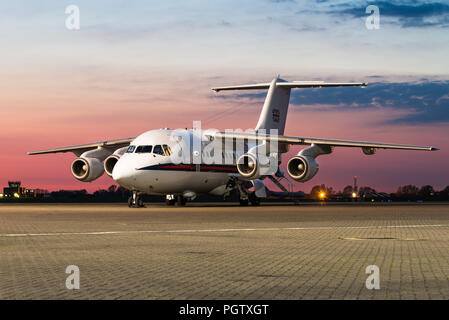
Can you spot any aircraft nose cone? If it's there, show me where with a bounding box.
[112,159,133,185]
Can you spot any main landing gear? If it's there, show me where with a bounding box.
[229,177,261,207]
[166,194,186,206]
[249,191,261,206]
[239,192,260,206]
[128,190,145,208]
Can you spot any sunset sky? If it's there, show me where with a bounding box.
[1,0,448,193]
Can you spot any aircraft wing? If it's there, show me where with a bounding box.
[214,132,438,151]
[28,137,135,156]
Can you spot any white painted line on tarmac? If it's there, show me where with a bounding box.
[0,224,448,238]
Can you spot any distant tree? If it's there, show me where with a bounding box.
[50,189,90,202]
[396,185,419,200]
[108,185,117,193]
[360,186,376,194]
[310,184,333,199]
[418,185,435,200]
[310,185,322,198]
[438,186,449,201]
[342,185,353,198]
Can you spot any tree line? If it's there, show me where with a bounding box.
[308,184,449,201]
[2,184,449,202]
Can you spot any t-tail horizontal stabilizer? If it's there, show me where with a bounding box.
[212,76,366,135]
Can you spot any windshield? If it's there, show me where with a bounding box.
[135,145,152,153]
[153,145,164,155]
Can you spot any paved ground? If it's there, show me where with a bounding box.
[0,202,448,300]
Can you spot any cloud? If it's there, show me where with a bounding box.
[270,0,296,3]
[289,25,327,32]
[218,81,449,124]
[218,20,232,27]
[336,1,449,28]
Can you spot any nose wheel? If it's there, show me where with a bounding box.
[175,195,187,206]
[165,194,176,206]
[165,194,186,206]
[128,191,145,208]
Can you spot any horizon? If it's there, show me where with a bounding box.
[1,180,446,196]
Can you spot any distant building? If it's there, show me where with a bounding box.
[0,181,41,199]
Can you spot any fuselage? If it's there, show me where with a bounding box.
[112,129,242,197]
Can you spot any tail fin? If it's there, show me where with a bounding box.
[212,77,366,135]
[255,77,290,135]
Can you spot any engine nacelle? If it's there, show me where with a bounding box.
[71,157,104,182]
[286,155,319,182]
[104,155,119,177]
[362,147,376,155]
[237,153,259,179]
[104,147,128,177]
[236,152,278,180]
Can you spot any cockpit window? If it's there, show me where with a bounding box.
[153,145,164,155]
[126,145,136,153]
[135,145,152,153]
[163,145,172,156]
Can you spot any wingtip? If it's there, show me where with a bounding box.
[431,147,439,151]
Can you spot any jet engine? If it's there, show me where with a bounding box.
[237,153,259,179]
[286,155,319,182]
[104,156,119,177]
[236,151,278,180]
[362,147,376,155]
[71,157,104,182]
[104,147,128,177]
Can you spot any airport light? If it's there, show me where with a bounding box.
[319,192,326,200]
[352,192,357,198]
[0,193,3,198]
[14,193,20,198]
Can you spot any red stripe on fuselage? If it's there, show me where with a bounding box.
[158,164,238,172]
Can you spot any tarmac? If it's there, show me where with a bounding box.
[0,202,448,299]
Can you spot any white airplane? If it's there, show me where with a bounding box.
[28,77,438,207]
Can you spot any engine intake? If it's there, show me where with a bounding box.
[236,154,258,179]
[104,155,120,177]
[71,157,104,182]
[287,155,319,182]
[362,147,376,155]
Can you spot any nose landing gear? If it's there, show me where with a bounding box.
[165,194,176,206]
[128,190,145,208]
[175,195,187,206]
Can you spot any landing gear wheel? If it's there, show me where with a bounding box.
[175,195,187,206]
[166,198,176,206]
[249,192,261,206]
[137,197,145,207]
[128,191,145,208]
[166,194,176,206]
[239,199,249,206]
